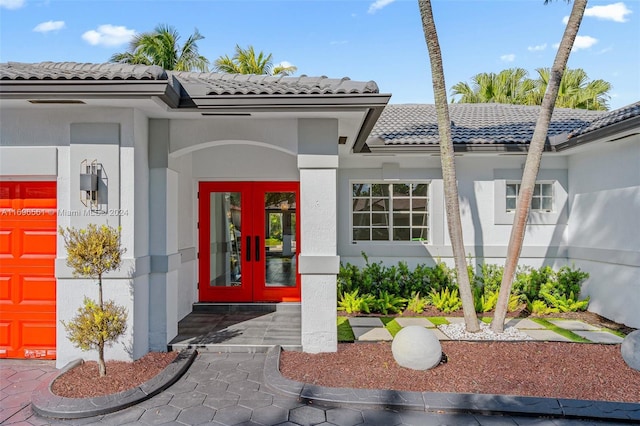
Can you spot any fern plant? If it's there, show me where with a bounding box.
[530,299,560,315]
[371,290,407,315]
[404,292,428,314]
[540,291,589,312]
[428,288,463,313]
[337,289,374,314]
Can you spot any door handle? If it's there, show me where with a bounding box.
[255,236,260,262]
[246,236,251,262]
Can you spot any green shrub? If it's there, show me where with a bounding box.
[337,289,374,314]
[428,288,462,313]
[404,292,428,314]
[371,291,407,315]
[540,291,590,313]
[530,299,559,315]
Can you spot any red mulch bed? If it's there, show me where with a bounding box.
[51,352,178,398]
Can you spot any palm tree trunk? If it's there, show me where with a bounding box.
[492,0,588,333]
[419,0,479,332]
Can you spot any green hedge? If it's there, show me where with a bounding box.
[337,252,589,315]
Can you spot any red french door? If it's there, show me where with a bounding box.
[198,182,300,302]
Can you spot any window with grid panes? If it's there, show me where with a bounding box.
[352,183,429,242]
[505,182,554,212]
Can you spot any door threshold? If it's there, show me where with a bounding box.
[193,302,300,314]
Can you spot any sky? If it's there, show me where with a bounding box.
[0,0,638,110]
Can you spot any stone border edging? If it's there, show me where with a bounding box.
[31,349,197,419]
[264,346,640,423]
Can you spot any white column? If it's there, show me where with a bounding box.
[298,156,340,353]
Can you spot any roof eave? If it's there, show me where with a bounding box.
[551,115,640,151]
[0,80,181,108]
[366,143,539,154]
[188,93,391,109]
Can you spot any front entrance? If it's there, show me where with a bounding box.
[198,182,300,302]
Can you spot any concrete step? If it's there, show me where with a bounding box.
[192,302,301,314]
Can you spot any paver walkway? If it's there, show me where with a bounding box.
[2,351,637,425]
[347,316,625,344]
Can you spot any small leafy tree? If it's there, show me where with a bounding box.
[60,224,127,377]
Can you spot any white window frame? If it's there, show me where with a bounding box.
[350,181,431,243]
[505,181,555,213]
[494,169,568,225]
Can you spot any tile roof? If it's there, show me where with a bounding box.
[369,103,606,146]
[0,61,168,80]
[567,101,640,138]
[170,71,379,96]
[0,62,380,96]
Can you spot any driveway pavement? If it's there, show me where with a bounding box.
[2,349,637,426]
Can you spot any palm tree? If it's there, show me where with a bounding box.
[491,0,588,333]
[418,0,480,333]
[110,24,209,72]
[529,68,611,110]
[451,68,535,104]
[214,45,297,76]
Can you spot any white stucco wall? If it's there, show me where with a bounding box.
[337,154,569,269]
[1,107,153,367]
[567,135,640,328]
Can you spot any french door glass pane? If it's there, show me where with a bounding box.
[265,192,296,287]
[209,192,241,287]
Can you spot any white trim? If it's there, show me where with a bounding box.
[493,169,568,225]
[297,154,339,169]
[171,139,297,158]
[298,255,340,274]
[348,180,432,244]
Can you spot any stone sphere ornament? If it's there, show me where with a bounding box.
[391,325,442,370]
[621,329,640,371]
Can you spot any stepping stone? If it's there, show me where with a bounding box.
[433,328,450,341]
[573,330,624,344]
[395,318,435,328]
[547,319,600,331]
[353,327,393,341]
[521,329,572,342]
[348,317,384,327]
[505,318,546,330]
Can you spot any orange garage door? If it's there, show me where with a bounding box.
[0,181,57,359]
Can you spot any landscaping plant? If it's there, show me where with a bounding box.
[59,224,128,377]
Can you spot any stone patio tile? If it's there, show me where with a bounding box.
[505,318,546,329]
[573,330,624,344]
[395,317,435,328]
[521,329,572,342]
[433,328,451,341]
[348,317,384,327]
[353,327,393,341]
[548,319,600,331]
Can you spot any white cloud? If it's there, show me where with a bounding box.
[82,24,135,47]
[33,20,65,33]
[585,2,632,22]
[500,54,516,62]
[563,3,631,24]
[552,35,598,51]
[0,0,25,9]
[528,43,547,52]
[368,0,395,14]
[276,61,294,69]
[573,35,598,50]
